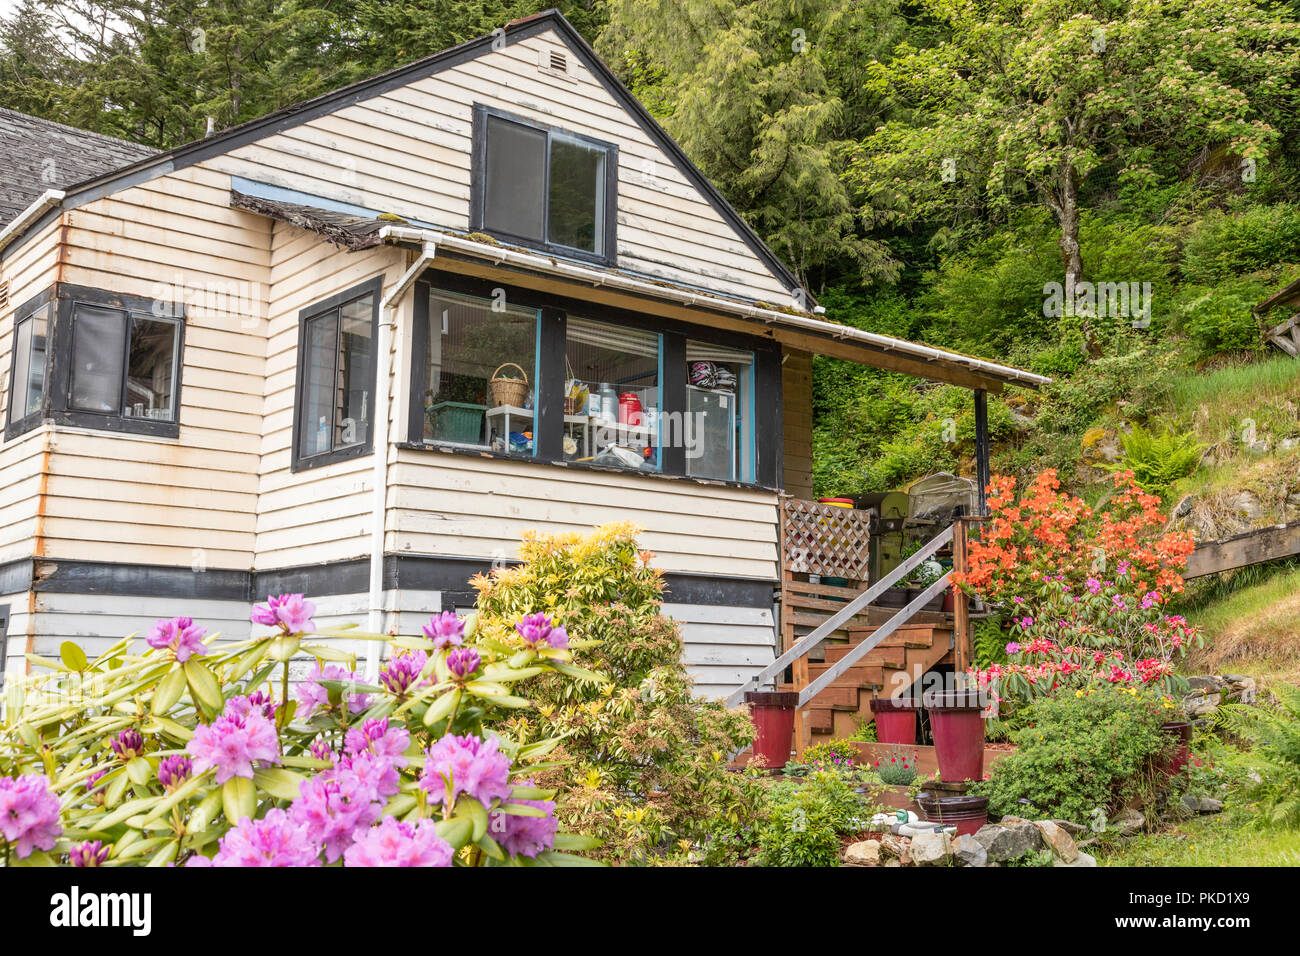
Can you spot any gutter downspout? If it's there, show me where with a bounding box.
[0,190,65,254]
[366,232,437,677]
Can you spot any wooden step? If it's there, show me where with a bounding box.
[824,643,906,668]
[807,661,883,688]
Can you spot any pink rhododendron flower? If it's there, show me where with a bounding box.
[111,729,145,760]
[186,701,280,784]
[69,840,110,867]
[250,593,316,634]
[296,662,370,718]
[345,718,409,765]
[0,773,62,859]
[210,809,321,867]
[343,816,453,868]
[489,781,558,859]
[420,733,512,810]
[289,765,384,863]
[422,611,464,649]
[146,616,208,662]
[157,755,192,791]
[227,692,277,721]
[1004,642,1020,655]
[514,612,569,650]
[446,646,481,680]
[379,650,428,695]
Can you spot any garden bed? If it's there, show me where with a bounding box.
[850,741,1017,778]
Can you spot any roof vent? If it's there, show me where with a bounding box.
[0,280,9,312]
[538,46,574,81]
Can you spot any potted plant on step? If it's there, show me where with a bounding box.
[923,687,986,782]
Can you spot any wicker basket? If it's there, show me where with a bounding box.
[488,362,528,408]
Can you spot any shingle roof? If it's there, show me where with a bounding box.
[0,108,157,223]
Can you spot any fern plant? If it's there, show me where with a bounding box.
[972,616,1010,667]
[1108,422,1205,501]
[1216,684,1300,827]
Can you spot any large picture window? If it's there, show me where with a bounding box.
[409,276,776,488]
[422,290,539,454]
[474,107,617,263]
[5,296,51,436]
[564,317,660,470]
[292,279,380,471]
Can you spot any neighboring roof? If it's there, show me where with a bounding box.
[1255,276,1300,315]
[0,9,810,306]
[0,108,157,223]
[230,192,387,250]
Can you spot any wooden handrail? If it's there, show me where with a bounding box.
[724,524,955,708]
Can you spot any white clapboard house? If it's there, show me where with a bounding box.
[0,10,1047,700]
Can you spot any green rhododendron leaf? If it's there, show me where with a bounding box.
[147,840,180,867]
[456,795,489,840]
[268,635,301,662]
[549,661,606,683]
[184,660,224,713]
[152,666,187,715]
[189,789,224,833]
[126,755,154,787]
[60,642,88,671]
[423,688,461,727]
[476,832,505,861]
[435,816,473,849]
[535,849,604,866]
[553,833,603,851]
[253,767,307,800]
[497,801,548,817]
[222,775,257,824]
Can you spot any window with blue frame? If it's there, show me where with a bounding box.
[563,317,660,471]
[685,340,755,483]
[422,289,540,455]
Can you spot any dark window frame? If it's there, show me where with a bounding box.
[470,104,619,267]
[22,284,189,439]
[291,276,383,473]
[4,288,55,441]
[406,269,784,491]
[0,602,8,691]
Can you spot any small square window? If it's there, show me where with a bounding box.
[475,107,616,262]
[293,281,379,470]
[7,300,50,429]
[67,303,180,422]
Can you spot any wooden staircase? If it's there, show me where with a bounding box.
[780,622,952,743]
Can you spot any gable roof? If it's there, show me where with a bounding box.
[0,108,157,223]
[0,10,810,305]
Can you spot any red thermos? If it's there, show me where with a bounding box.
[618,392,643,426]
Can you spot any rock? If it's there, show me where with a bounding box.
[1172,495,1195,518]
[899,842,913,866]
[911,830,952,866]
[1230,490,1261,518]
[974,822,1044,862]
[1181,794,1201,813]
[1111,808,1144,836]
[843,840,881,867]
[884,859,901,867]
[1199,797,1224,814]
[1033,819,1079,863]
[879,833,906,859]
[1051,819,1087,836]
[1183,691,1221,716]
[1054,851,1097,868]
[1187,675,1226,693]
[952,834,988,867]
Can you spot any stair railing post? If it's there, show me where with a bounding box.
[953,518,971,674]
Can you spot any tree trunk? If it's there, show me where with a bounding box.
[1058,165,1083,283]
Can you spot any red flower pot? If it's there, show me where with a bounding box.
[870,696,919,745]
[1159,721,1192,777]
[744,691,799,769]
[924,689,986,782]
[917,792,990,836]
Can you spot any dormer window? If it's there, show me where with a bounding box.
[472,106,617,264]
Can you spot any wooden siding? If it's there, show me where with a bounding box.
[252,220,404,571]
[783,349,814,500]
[388,448,780,580]
[0,218,62,565]
[202,27,793,306]
[667,602,776,700]
[29,167,271,567]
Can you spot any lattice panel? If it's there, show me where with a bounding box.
[782,498,872,580]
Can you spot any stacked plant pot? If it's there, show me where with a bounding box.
[916,688,990,836]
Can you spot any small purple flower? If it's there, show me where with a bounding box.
[422,611,465,649]
[309,738,337,764]
[446,646,481,680]
[420,733,512,810]
[146,616,208,662]
[489,780,557,858]
[514,612,569,650]
[111,729,145,760]
[344,816,453,867]
[70,840,110,867]
[380,650,428,696]
[227,692,277,721]
[211,808,321,867]
[85,769,107,804]
[1005,642,1021,655]
[157,755,192,791]
[345,718,410,765]
[186,701,280,784]
[1085,577,1102,595]
[0,773,62,859]
[250,593,316,635]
